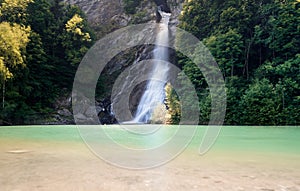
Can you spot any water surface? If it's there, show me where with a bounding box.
[0,126,299,191]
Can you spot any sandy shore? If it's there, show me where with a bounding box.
[0,137,299,191]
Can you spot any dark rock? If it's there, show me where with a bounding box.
[98,111,117,125]
[0,119,12,126]
[156,7,162,23]
[153,0,171,13]
[96,98,118,124]
[58,109,72,117]
[129,81,148,116]
[74,113,87,120]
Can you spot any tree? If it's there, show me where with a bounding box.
[266,0,300,61]
[0,0,33,23]
[0,22,30,108]
[179,0,213,40]
[240,78,281,125]
[204,29,244,78]
[0,0,95,124]
[256,54,300,125]
[62,13,92,65]
[224,76,248,125]
[165,83,181,124]
[26,0,94,91]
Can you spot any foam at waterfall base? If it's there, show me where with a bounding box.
[120,121,145,125]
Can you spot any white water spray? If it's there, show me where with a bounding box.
[133,11,171,123]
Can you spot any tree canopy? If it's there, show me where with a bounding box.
[0,0,94,124]
[166,0,300,125]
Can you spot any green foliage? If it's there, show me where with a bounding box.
[0,22,30,81]
[179,0,213,40]
[62,13,92,65]
[239,78,281,125]
[204,29,244,78]
[255,54,300,124]
[0,0,33,23]
[0,0,95,124]
[165,83,181,124]
[224,77,248,125]
[198,89,211,125]
[170,0,300,125]
[0,0,299,125]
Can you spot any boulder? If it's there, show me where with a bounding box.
[58,109,72,117]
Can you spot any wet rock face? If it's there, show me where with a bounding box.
[64,0,129,38]
[64,0,124,25]
[153,0,171,13]
[60,0,184,124]
[64,0,183,30]
[47,92,118,125]
[156,8,163,23]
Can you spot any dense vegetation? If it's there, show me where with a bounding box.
[0,0,94,124]
[0,0,299,125]
[167,0,300,125]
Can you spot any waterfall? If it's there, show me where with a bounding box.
[133,11,171,123]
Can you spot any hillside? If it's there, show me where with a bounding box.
[0,0,299,125]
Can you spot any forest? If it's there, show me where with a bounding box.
[0,0,299,125]
[0,0,94,124]
[167,0,300,125]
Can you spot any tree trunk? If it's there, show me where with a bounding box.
[231,55,234,77]
[244,38,253,80]
[259,44,262,66]
[2,80,5,109]
[282,88,285,110]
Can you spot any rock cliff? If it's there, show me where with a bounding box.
[54,0,184,124]
[64,0,184,37]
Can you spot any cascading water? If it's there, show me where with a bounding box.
[133,11,171,123]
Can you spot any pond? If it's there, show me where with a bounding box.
[0,126,299,190]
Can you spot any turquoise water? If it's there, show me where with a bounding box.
[0,125,299,155]
[205,126,300,154]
